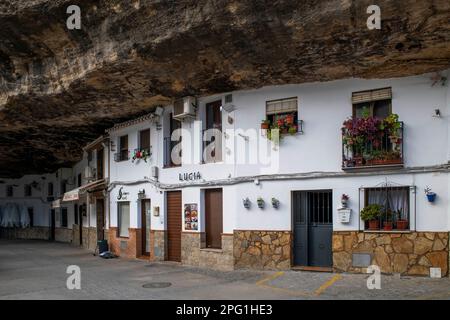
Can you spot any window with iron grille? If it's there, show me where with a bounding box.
[265,97,300,134]
[118,202,130,238]
[139,129,151,152]
[115,135,129,162]
[360,183,414,231]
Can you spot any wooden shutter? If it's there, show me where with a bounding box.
[167,191,182,261]
[266,97,298,115]
[352,88,392,104]
[139,129,150,151]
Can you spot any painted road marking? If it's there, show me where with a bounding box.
[314,274,343,296]
[256,272,343,298]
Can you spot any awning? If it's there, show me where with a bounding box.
[62,179,106,202]
[62,187,81,202]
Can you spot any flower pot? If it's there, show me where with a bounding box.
[396,220,408,230]
[261,123,270,130]
[354,156,363,166]
[368,220,379,230]
[285,115,294,125]
[383,222,393,231]
[426,192,436,202]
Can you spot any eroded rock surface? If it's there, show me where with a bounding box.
[1,0,449,177]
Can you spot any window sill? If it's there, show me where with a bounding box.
[363,230,412,234]
[200,248,223,253]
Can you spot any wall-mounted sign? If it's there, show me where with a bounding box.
[117,187,129,200]
[184,203,198,231]
[179,172,201,182]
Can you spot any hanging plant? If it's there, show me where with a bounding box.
[132,149,151,163]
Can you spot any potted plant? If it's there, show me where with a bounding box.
[288,126,298,135]
[383,208,393,231]
[285,114,294,125]
[261,120,270,130]
[257,197,265,209]
[243,198,251,209]
[271,197,280,209]
[395,209,408,230]
[425,187,437,202]
[360,204,382,230]
[341,194,349,208]
[132,148,151,163]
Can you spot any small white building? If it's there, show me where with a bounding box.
[105,70,450,276]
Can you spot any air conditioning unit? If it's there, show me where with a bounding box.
[173,96,196,121]
[84,166,96,180]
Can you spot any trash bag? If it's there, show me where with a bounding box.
[99,251,117,259]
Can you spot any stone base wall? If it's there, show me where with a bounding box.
[333,231,449,276]
[234,230,291,270]
[181,232,234,271]
[0,227,49,240]
[55,227,72,243]
[79,227,98,251]
[109,227,140,258]
[150,230,166,261]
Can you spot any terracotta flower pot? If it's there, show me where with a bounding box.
[368,220,379,230]
[261,123,270,130]
[285,115,294,125]
[383,221,393,231]
[396,220,408,230]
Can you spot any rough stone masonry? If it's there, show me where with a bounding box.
[0,0,449,177]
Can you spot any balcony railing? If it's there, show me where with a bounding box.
[114,151,129,162]
[342,118,404,170]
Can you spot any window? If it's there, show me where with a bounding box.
[77,173,82,187]
[164,114,182,167]
[48,182,54,196]
[352,88,392,119]
[116,135,129,162]
[24,185,32,197]
[362,185,411,231]
[61,181,67,194]
[118,202,130,237]
[139,129,151,152]
[28,208,34,227]
[6,185,13,197]
[61,208,68,228]
[265,97,299,134]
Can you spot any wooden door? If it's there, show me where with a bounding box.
[97,148,104,179]
[141,199,151,256]
[205,188,223,249]
[50,209,55,241]
[167,191,182,261]
[96,199,105,241]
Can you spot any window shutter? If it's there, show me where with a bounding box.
[352,88,392,104]
[266,97,298,115]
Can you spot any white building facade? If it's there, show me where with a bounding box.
[106,70,450,275]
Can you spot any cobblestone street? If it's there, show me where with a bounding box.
[1,240,449,300]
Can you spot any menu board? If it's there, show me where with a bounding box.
[184,203,198,231]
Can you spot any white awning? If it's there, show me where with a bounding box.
[62,179,106,202]
[62,188,81,202]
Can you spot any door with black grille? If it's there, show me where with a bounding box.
[293,190,332,267]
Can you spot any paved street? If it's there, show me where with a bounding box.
[0,239,449,300]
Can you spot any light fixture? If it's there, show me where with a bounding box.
[433,109,441,118]
[220,104,236,113]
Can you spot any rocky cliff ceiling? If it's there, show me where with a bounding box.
[0,0,450,177]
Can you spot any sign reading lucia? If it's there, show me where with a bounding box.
[179,171,201,182]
